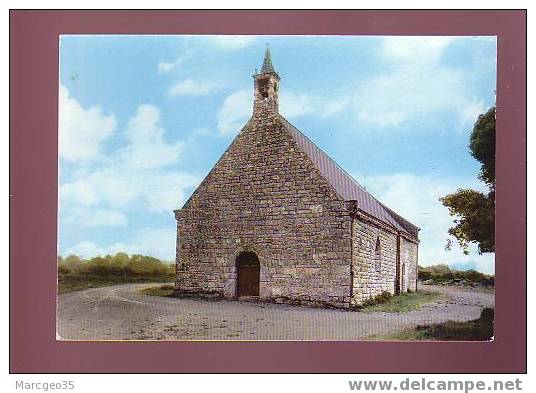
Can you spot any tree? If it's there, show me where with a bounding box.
[469,107,496,188]
[63,254,84,272]
[440,107,495,254]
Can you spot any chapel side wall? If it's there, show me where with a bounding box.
[400,237,418,292]
[351,216,398,306]
[174,111,353,308]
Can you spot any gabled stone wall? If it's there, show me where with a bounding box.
[350,215,398,306]
[400,237,418,292]
[175,109,353,308]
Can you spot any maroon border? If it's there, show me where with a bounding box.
[9,10,526,373]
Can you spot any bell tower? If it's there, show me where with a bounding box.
[253,45,280,114]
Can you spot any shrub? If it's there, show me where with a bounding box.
[418,264,493,285]
[361,291,392,308]
[58,265,70,275]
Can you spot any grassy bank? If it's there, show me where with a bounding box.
[140,284,175,297]
[139,285,444,314]
[359,290,444,313]
[58,253,175,294]
[370,308,494,341]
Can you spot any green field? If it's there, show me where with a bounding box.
[359,290,444,313]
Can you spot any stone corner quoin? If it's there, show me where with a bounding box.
[173,46,420,309]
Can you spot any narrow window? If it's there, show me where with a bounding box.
[374,237,382,272]
[258,79,269,98]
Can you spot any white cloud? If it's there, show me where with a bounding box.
[63,227,177,261]
[64,241,107,258]
[355,37,488,128]
[207,35,256,50]
[84,209,127,227]
[60,179,99,206]
[128,227,177,261]
[144,172,199,213]
[217,90,252,134]
[322,98,350,117]
[216,89,348,133]
[80,168,198,213]
[459,98,486,125]
[63,208,128,228]
[381,36,454,64]
[60,103,200,231]
[280,92,314,118]
[66,164,199,215]
[158,62,176,73]
[355,172,495,274]
[158,53,187,73]
[59,85,117,161]
[280,92,349,119]
[168,79,218,97]
[119,104,183,168]
[80,167,136,209]
[64,240,131,259]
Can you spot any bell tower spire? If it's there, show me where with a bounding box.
[253,45,280,114]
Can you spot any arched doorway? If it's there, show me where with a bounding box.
[236,252,260,298]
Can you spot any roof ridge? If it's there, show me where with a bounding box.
[279,115,415,235]
[280,116,368,192]
[278,116,350,199]
[278,116,364,183]
[379,201,420,238]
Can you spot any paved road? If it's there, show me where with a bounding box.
[57,283,494,341]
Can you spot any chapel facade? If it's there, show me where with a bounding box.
[173,48,419,308]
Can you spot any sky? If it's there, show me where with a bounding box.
[58,35,497,273]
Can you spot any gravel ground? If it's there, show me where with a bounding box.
[57,283,494,341]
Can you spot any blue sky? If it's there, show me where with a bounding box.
[58,35,496,273]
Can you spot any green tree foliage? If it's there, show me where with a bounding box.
[440,107,495,254]
[469,107,496,188]
[418,264,494,285]
[440,189,495,254]
[57,252,175,279]
[61,255,84,273]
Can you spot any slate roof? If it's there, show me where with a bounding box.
[260,46,278,76]
[280,116,420,239]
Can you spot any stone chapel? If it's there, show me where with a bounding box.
[173,47,419,308]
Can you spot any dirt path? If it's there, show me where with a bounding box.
[57,283,494,341]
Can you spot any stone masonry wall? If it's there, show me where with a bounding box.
[175,108,353,308]
[400,237,418,292]
[351,215,398,306]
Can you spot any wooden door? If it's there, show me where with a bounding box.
[236,252,260,298]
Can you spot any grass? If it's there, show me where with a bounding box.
[359,290,444,313]
[369,308,494,341]
[140,286,444,312]
[140,284,175,297]
[58,274,174,295]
